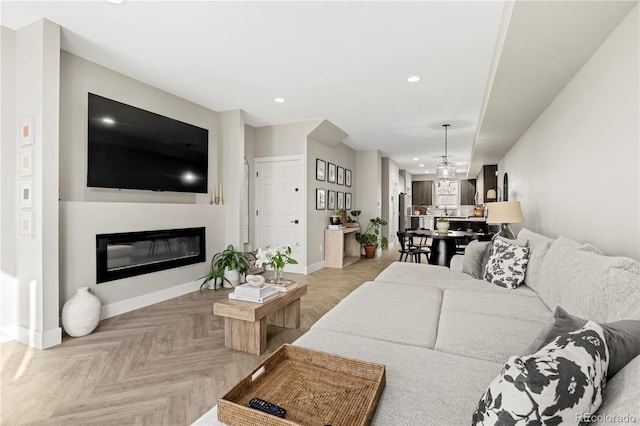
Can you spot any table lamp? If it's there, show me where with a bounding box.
[486,201,524,240]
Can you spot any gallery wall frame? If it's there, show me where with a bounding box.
[18,149,33,176]
[316,159,326,181]
[18,116,34,146]
[345,192,352,210]
[327,163,336,184]
[337,166,344,185]
[327,190,336,210]
[316,188,326,210]
[345,169,352,187]
[337,191,344,210]
[19,211,34,238]
[18,180,33,208]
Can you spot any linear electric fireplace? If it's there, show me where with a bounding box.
[96,227,206,283]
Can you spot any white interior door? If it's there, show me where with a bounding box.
[255,156,304,271]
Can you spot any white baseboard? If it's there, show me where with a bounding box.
[305,260,325,274]
[101,280,201,319]
[16,326,62,349]
[0,325,18,343]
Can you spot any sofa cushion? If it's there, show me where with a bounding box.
[311,281,442,348]
[592,355,640,424]
[483,238,531,289]
[516,228,554,291]
[294,329,503,426]
[472,321,609,425]
[462,240,492,279]
[375,262,539,297]
[435,311,546,363]
[538,243,640,322]
[527,306,640,380]
[441,289,552,324]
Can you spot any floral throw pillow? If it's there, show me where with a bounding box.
[483,238,530,289]
[472,321,609,425]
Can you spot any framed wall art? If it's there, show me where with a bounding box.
[18,117,34,146]
[337,166,344,185]
[19,211,33,238]
[18,149,33,176]
[316,188,326,210]
[327,190,336,210]
[316,159,326,181]
[345,169,352,187]
[345,192,352,210]
[337,191,344,210]
[18,180,33,208]
[327,163,336,184]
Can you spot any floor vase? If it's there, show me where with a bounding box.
[61,287,102,337]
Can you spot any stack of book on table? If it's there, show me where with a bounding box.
[268,279,298,292]
[228,283,279,303]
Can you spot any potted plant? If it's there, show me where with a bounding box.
[356,217,388,258]
[199,261,226,290]
[329,209,342,226]
[348,210,362,227]
[255,245,299,284]
[201,244,249,289]
[436,217,450,233]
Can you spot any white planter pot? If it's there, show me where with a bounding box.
[436,221,450,233]
[224,268,240,287]
[207,277,223,290]
[61,287,102,337]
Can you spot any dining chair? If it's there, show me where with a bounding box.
[397,231,430,263]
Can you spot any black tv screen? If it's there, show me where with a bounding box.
[87,93,209,193]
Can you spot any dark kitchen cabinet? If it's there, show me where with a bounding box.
[459,179,477,205]
[411,181,433,205]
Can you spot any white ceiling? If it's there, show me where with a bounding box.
[2,1,635,178]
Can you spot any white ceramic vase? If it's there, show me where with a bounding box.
[61,287,102,337]
[224,268,240,287]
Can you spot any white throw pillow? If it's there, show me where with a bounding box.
[483,238,530,289]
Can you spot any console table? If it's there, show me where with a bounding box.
[324,226,361,268]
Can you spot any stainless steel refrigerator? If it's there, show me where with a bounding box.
[398,192,411,231]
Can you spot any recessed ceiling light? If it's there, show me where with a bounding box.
[105,0,126,4]
[274,97,286,103]
[407,76,421,83]
[424,170,430,174]
[419,164,424,167]
[413,157,419,161]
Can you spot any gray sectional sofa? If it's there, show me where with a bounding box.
[205,228,639,425]
[293,228,640,425]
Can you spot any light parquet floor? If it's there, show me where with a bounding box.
[0,249,404,425]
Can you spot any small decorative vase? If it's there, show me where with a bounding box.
[436,221,450,233]
[273,266,284,284]
[61,287,102,337]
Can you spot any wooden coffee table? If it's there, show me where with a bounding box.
[213,283,307,355]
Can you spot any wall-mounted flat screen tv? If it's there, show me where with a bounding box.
[87,93,209,193]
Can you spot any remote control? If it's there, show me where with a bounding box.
[249,397,286,418]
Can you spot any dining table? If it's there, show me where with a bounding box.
[403,229,491,267]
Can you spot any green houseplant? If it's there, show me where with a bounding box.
[200,244,249,290]
[355,217,388,258]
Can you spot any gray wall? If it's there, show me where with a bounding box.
[307,137,356,267]
[58,52,226,308]
[500,5,639,259]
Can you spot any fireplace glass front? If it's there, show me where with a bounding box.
[96,227,206,283]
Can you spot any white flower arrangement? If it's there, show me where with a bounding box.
[255,245,299,269]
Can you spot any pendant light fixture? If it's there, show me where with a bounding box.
[436,124,455,181]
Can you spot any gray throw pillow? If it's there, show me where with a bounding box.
[526,306,640,379]
[462,240,492,279]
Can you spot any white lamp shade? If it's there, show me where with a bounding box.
[486,201,524,224]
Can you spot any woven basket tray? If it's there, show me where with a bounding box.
[218,344,385,426]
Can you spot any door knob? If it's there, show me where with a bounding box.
[290,220,299,224]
